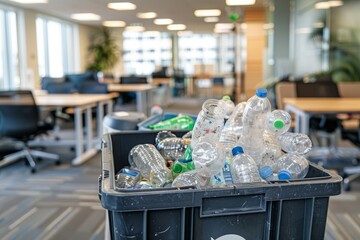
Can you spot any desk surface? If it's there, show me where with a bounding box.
[284,98,360,113]
[35,93,117,107]
[108,84,155,92]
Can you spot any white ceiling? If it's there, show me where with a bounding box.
[2,0,268,32]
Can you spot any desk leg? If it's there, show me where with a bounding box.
[97,102,104,138]
[136,92,147,116]
[86,106,93,151]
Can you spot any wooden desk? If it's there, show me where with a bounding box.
[33,93,117,165]
[284,98,360,134]
[108,84,155,115]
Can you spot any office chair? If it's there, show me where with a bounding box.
[0,90,59,173]
[295,81,341,147]
[119,76,147,103]
[78,81,108,94]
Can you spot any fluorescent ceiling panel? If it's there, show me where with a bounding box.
[226,0,256,6]
[103,21,126,27]
[71,13,101,21]
[194,9,221,17]
[125,26,145,32]
[137,12,157,19]
[167,24,186,31]
[154,18,173,25]
[108,2,136,10]
[204,17,219,23]
[10,0,47,3]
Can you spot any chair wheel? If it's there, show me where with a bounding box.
[31,168,37,174]
[55,160,61,166]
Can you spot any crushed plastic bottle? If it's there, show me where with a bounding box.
[278,132,312,155]
[218,96,235,119]
[230,146,262,183]
[191,99,226,148]
[129,144,172,187]
[155,131,177,145]
[157,137,191,160]
[276,153,309,180]
[192,136,226,178]
[266,110,291,135]
[172,170,209,188]
[221,102,246,138]
[240,88,271,164]
[115,167,141,189]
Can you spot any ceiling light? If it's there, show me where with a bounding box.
[154,18,173,25]
[71,13,101,21]
[108,2,136,10]
[215,23,234,30]
[10,0,47,3]
[125,26,145,32]
[103,21,126,27]
[204,17,219,23]
[137,12,157,19]
[167,24,186,31]
[226,0,256,6]
[315,1,343,9]
[194,9,221,17]
[329,0,343,7]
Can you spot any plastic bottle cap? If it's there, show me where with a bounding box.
[256,88,268,98]
[222,95,231,100]
[278,170,291,180]
[274,119,285,129]
[173,163,183,173]
[232,146,244,156]
[178,159,192,163]
[259,166,273,179]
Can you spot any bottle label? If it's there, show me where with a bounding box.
[121,168,140,177]
[223,161,233,184]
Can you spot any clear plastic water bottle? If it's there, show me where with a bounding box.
[129,144,172,187]
[155,131,177,145]
[258,130,282,180]
[230,146,262,183]
[266,110,291,135]
[157,137,191,160]
[182,131,192,140]
[222,102,246,137]
[192,136,226,178]
[240,88,272,164]
[115,167,141,189]
[278,132,312,155]
[276,153,309,180]
[218,95,235,119]
[172,170,210,188]
[191,99,226,148]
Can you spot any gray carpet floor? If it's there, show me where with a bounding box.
[0,97,359,239]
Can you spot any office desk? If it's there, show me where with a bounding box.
[34,93,117,165]
[108,84,155,115]
[284,98,360,134]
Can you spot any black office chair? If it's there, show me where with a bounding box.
[0,90,59,173]
[46,82,76,94]
[78,81,108,94]
[295,81,342,147]
[119,76,147,103]
[173,76,186,96]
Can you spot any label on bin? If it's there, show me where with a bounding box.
[211,234,246,240]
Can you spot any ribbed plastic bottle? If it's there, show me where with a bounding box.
[258,130,282,180]
[191,99,226,148]
[240,88,272,164]
[192,136,226,178]
[115,167,141,189]
[157,137,191,160]
[221,102,246,138]
[218,96,235,119]
[155,131,177,145]
[266,110,292,135]
[128,144,172,187]
[172,170,210,188]
[276,153,309,180]
[230,146,262,183]
[278,132,312,155]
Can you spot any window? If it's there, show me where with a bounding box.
[0,6,22,89]
[122,31,172,75]
[36,16,79,77]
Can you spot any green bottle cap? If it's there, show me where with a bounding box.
[173,163,183,173]
[274,119,285,129]
[222,96,231,101]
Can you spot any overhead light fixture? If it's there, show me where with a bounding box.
[167,24,186,31]
[137,12,157,19]
[194,9,221,17]
[125,26,145,32]
[154,18,173,25]
[214,23,234,33]
[226,0,256,6]
[204,17,219,23]
[315,0,343,9]
[108,2,136,10]
[71,13,101,21]
[103,21,126,27]
[10,0,47,3]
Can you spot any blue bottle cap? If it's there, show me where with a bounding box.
[256,88,268,98]
[259,166,273,179]
[232,146,244,156]
[278,170,291,180]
